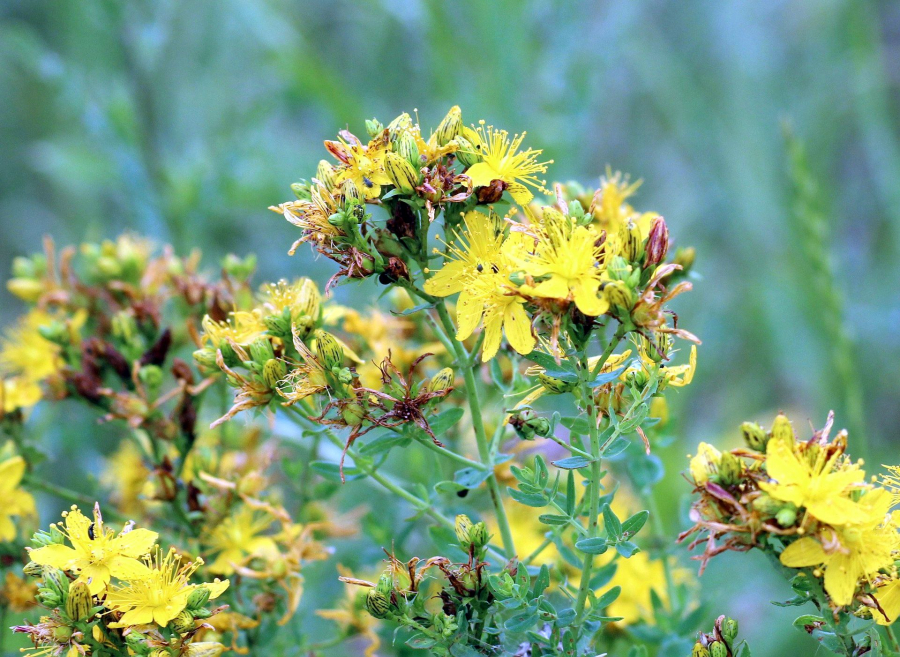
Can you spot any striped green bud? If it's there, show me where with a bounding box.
[395,130,420,167]
[537,373,576,395]
[365,589,390,619]
[741,421,768,452]
[187,586,211,610]
[619,222,644,262]
[721,617,739,644]
[314,330,344,369]
[453,136,480,168]
[316,159,337,191]
[709,641,727,657]
[340,180,361,208]
[692,644,710,657]
[185,644,226,657]
[171,609,195,634]
[249,338,275,365]
[604,280,633,310]
[434,105,462,146]
[427,367,455,394]
[365,118,384,138]
[66,580,92,622]
[455,514,474,545]
[263,359,287,389]
[385,152,419,193]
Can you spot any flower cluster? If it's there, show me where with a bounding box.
[15,505,228,656]
[683,412,900,631]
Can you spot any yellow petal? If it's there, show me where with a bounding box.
[503,302,535,356]
[779,537,827,568]
[823,551,858,606]
[81,563,112,595]
[454,291,483,341]
[114,528,158,558]
[481,309,503,362]
[0,456,26,492]
[205,578,230,600]
[464,162,498,188]
[507,182,534,205]
[108,555,152,581]
[572,280,607,316]
[423,261,467,297]
[874,579,900,625]
[29,543,80,570]
[529,276,570,300]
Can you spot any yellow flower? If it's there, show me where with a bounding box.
[332,138,392,199]
[271,182,344,253]
[201,311,267,349]
[106,547,229,627]
[521,212,609,316]
[759,438,866,526]
[425,211,534,361]
[873,576,900,626]
[779,488,898,606]
[689,443,721,485]
[2,376,42,414]
[1,571,37,612]
[29,505,158,595]
[591,169,657,236]
[463,124,551,204]
[258,278,321,321]
[205,506,280,576]
[0,455,36,541]
[0,309,64,383]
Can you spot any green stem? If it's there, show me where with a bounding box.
[574,325,626,623]
[385,425,486,471]
[886,625,899,653]
[433,301,516,560]
[545,433,593,460]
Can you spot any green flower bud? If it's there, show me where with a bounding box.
[187,585,211,610]
[342,402,366,427]
[386,112,412,138]
[718,451,743,486]
[455,514,474,545]
[395,130,420,167]
[385,152,419,193]
[42,568,68,600]
[292,315,316,340]
[452,136,480,168]
[193,348,218,370]
[741,421,768,452]
[469,521,490,548]
[619,222,644,262]
[427,367,455,394]
[434,106,462,146]
[751,494,782,516]
[293,278,321,319]
[365,589,390,619]
[365,118,384,138]
[674,246,696,272]
[290,182,311,200]
[537,373,577,395]
[66,580,92,622]
[23,561,43,577]
[249,338,275,365]
[709,641,727,657]
[776,505,798,527]
[263,312,292,339]
[314,330,344,369]
[138,365,164,392]
[171,609,195,634]
[508,270,527,286]
[7,278,44,302]
[721,617,739,644]
[771,413,794,446]
[524,416,551,438]
[263,359,288,389]
[221,253,257,281]
[340,180,362,208]
[53,625,74,643]
[37,587,61,607]
[604,280,633,310]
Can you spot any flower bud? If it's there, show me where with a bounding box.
[221,253,257,281]
[263,359,287,389]
[187,585,211,610]
[771,413,794,446]
[171,609,195,634]
[709,641,727,657]
[508,270,527,286]
[387,112,412,138]
[452,136,480,168]
[365,118,384,138]
[455,514,473,545]
[340,180,362,208]
[249,338,275,365]
[741,421,768,452]
[53,625,74,642]
[6,278,44,302]
[718,451,743,486]
[619,223,644,262]
[342,402,366,426]
[525,416,551,438]
[537,373,576,395]
[674,246,696,272]
[434,106,462,146]
[721,617,739,644]
[316,160,338,191]
[138,365,164,392]
[263,312,292,339]
[468,521,490,548]
[290,182,311,200]
[427,368,455,394]
[365,589,391,619]
[185,643,226,657]
[42,568,68,600]
[776,505,798,527]
[293,278,321,319]
[125,632,149,653]
[66,580,92,622]
[751,494,782,516]
[395,130,420,167]
[314,330,344,369]
[692,644,710,657]
[385,152,419,193]
[193,348,218,370]
[23,561,42,577]
[37,587,61,607]
[604,280,633,310]
[644,216,669,268]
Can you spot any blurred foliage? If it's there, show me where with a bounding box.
[1,0,899,654]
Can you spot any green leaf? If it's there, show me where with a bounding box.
[615,541,640,558]
[560,416,591,434]
[588,364,629,387]
[391,302,435,317]
[792,614,825,629]
[505,609,539,633]
[565,471,575,516]
[434,480,467,494]
[621,510,650,539]
[538,514,570,526]
[532,564,550,598]
[524,350,578,381]
[508,487,547,507]
[627,454,664,490]
[602,436,631,457]
[406,633,436,649]
[575,537,609,554]
[358,432,409,455]
[594,585,622,609]
[450,644,483,657]
[454,466,491,489]
[552,456,594,470]
[603,504,623,540]
[589,561,618,590]
[429,407,465,436]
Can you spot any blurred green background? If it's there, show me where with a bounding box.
[2,1,899,654]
